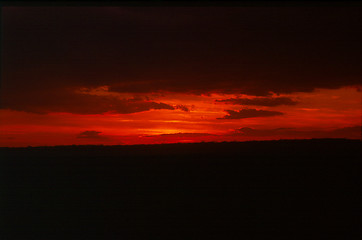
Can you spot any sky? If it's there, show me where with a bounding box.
[1,6,361,147]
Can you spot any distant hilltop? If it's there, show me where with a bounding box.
[1,138,360,159]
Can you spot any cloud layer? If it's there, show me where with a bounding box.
[216,97,298,106]
[219,109,284,119]
[2,6,361,114]
[1,89,187,114]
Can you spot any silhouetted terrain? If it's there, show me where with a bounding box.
[1,139,361,239]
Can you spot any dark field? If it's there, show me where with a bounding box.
[1,139,361,239]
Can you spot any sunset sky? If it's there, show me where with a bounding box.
[1,5,361,147]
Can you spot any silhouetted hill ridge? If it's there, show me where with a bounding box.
[1,138,360,159]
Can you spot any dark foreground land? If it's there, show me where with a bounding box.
[1,139,361,239]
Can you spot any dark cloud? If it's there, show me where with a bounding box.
[232,126,362,139]
[77,131,104,139]
[218,109,284,119]
[175,105,190,112]
[216,97,298,106]
[1,89,176,114]
[2,6,361,113]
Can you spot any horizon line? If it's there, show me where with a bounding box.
[1,138,360,149]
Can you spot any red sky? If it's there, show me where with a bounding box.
[1,6,361,147]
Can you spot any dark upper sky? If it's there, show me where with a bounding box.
[2,6,361,113]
